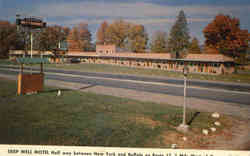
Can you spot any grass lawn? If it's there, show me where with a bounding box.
[47,63,250,84]
[0,59,16,65]
[0,78,238,148]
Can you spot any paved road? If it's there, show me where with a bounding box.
[1,65,250,92]
[0,66,249,105]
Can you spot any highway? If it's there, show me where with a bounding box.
[0,65,249,105]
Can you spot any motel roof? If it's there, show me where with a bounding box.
[185,54,234,62]
[66,52,233,62]
[10,50,235,63]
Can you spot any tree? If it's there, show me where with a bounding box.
[104,19,149,52]
[105,19,130,49]
[127,24,148,52]
[0,20,18,58]
[188,37,201,54]
[168,10,190,58]
[78,23,92,51]
[96,21,109,45]
[69,22,92,51]
[203,14,249,59]
[150,30,168,53]
[37,25,69,58]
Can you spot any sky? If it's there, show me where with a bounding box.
[0,0,250,44]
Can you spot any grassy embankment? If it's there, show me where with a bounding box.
[46,63,250,83]
[0,78,237,147]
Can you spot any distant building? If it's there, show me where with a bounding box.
[9,45,236,75]
[185,54,235,74]
[203,46,220,54]
[96,44,116,54]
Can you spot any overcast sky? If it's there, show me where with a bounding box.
[0,0,249,44]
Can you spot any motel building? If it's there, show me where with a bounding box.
[9,44,236,75]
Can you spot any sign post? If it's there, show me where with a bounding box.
[177,64,189,133]
[30,31,33,58]
[15,14,47,95]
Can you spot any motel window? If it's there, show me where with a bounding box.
[214,63,220,67]
[225,63,231,67]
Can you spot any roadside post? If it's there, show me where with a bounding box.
[177,64,189,133]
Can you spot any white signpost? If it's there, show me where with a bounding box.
[177,65,189,133]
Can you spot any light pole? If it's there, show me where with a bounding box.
[16,14,46,58]
[30,31,33,58]
[178,64,189,133]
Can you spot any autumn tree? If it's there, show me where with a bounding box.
[78,23,92,51]
[0,20,18,58]
[248,34,250,53]
[37,25,69,58]
[168,10,190,58]
[69,22,92,51]
[150,31,168,53]
[96,21,109,45]
[203,14,249,60]
[188,37,201,54]
[104,19,148,52]
[127,24,148,52]
[105,19,130,49]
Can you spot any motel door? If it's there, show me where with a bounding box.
[204,63,208,73]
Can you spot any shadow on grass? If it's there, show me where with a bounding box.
[40,88,73,94]
[187,112,200,125]
[78,84,96,90]
[40,84,96,94]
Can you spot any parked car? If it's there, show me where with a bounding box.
[70,58,81,63]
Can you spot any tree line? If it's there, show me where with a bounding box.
[0,10,249,61]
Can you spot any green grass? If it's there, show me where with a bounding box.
[0,59,17,65]
[0,78,233,147]
[45,63,250,83]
